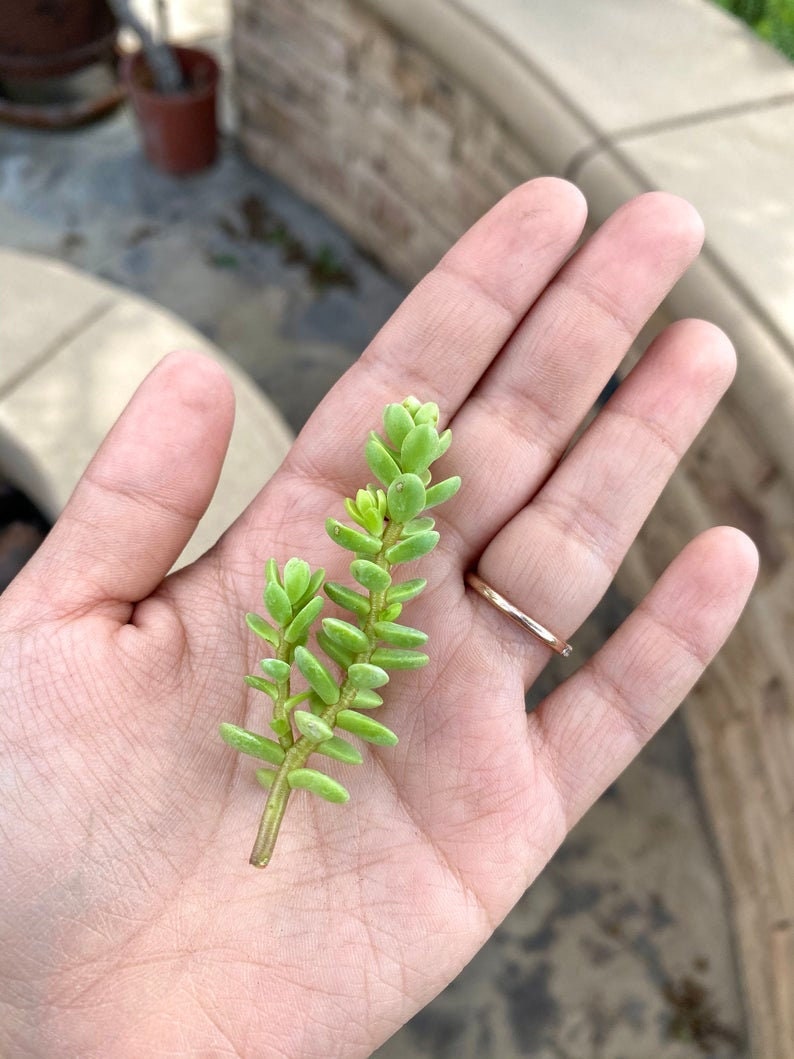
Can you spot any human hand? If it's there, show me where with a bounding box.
[0,179,757,1058]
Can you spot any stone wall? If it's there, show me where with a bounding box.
[232,0,543,284]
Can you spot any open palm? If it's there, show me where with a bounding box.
[0,180,756,1059]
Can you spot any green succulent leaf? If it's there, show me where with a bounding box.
[293,709,334,743]
[351,688,384,709]
[245,612,279,647]
[219,723,286,764]
[264,580,292,626]
[383,402,415,448]
[295,567,326,610]
[348,662,390,689]
[378,602,402,623]
[373,621,428,647]
[324,581,370,619]
[284,691,312,712]
[315,735,363,765]
[265,557,282,587]
[436,428,452,457]
[371,647,430,670]
[414,401,440,427]
[325,518,382,554]
[402,395,422,417]
[282,557,311,604]
[335,710,399,746]
[401,516,435,536]
[260,658,291,682]
[400,424,439,475]
[424,475,462,510]
[269,716,291,738]
[244,674,278,700]
[386,473,426,523]
[317,629,355,671]
[385,530,440,565]
[350,558,392,592]
[288,768,350,803]
[366,432,402,486]
[294,645,340,705]
[256,767,277,789]
[284,595,324,644]
[386,578,427,604]
[321,617,370,654]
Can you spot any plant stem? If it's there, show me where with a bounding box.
[249,519,404,867]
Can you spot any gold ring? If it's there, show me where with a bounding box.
[465,571,572,657]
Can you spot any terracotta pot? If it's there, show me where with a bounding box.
[122,46,220,176]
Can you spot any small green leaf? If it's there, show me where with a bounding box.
[401,516,435,536]
[383,402,415,448]
[288,768,350,803]
[317,629,355,671]
[378,603,402,622]
[264,580,293,626]
[424,475,461,509]
[244,674,278,700]
[336,710,398,746]
[269,716,291,737]
[386,578,427,604]
[386,473,426,523]
[373,621,428,647]
[385,531,439,565]
[285,690,312,712]
[294,567,326,610]
[325,518,382,554]
[352,688,384,709]
[265,557,282,587]
[436,428,452,457]
[345,497,366,527]
[350,558,392,592]
[219,722,286,764]
[315,735,363,764]
[295,645,340,705]
[414,401,439,427]
[256,767,277,789]
[348,662,389,689]
[283,557,311,604]
[293,709,334,742]
[371,647,429,670]
[366,432,402,486]
[360,506,383,536]
[400,424,439,475]
[245,612,279,647]
[325,581,370,619]
[285,595,324,644]
[402,395,422,417]
[260,658,291,682]
[322,617,370,654]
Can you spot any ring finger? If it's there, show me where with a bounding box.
[467,316,737,684]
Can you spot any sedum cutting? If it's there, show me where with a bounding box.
[220,397,461,867]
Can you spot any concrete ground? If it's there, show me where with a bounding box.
[0,8,748,1058]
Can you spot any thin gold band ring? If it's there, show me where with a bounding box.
[465,571,572,658]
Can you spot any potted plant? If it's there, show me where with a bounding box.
[110,0,220,175]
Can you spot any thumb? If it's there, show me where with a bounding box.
[5,351,235,622]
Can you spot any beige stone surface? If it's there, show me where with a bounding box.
[0,249,113,394]
[0,253,293,569]
[597,102,794,342]
[424,0,794,130]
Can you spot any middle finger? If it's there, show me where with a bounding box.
[442,192,704,563]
